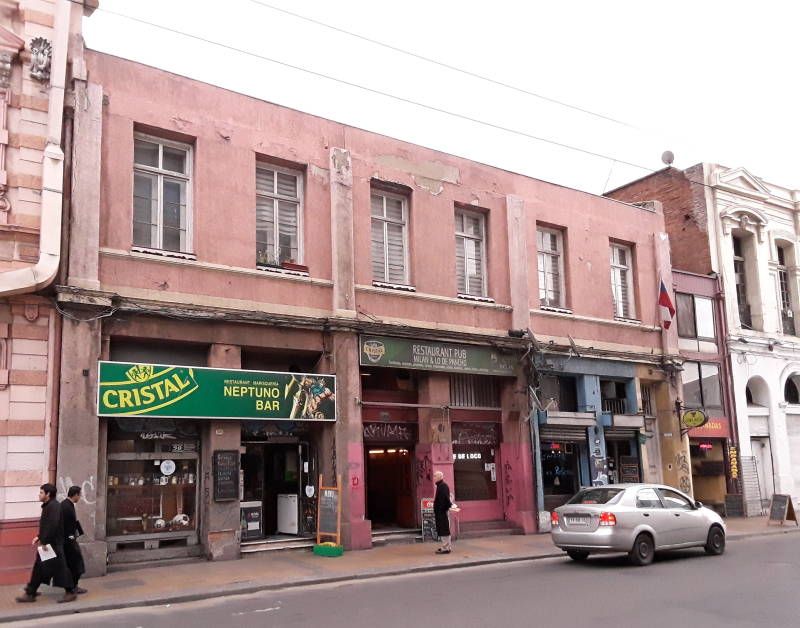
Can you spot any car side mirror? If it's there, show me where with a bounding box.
[694,500,703,509]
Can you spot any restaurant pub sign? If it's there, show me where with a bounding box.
[360,335,516,376]
[97,362,336,421]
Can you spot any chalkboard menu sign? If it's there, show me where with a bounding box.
[768,494,798,526]
[316,474,341,545]
[420,498,438,542]
[213,450,239,502]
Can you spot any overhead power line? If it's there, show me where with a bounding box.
[244,0,637,130]
[84,4,659,176]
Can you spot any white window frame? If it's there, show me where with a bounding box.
[610,243,635,319]
[454,208,487,297]
[255,162,304,267]
[537,227,565,308]
[370,188,410,286]
[132,132,193,254]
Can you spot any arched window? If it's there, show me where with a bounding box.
[746,384,754,405]
[785,376,800,405]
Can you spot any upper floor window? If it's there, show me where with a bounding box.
[676,293,715,339]
[777,244,795,335]
[449,374,500,408]
[371,189,409,285]
[537,228,564,308]
[681,361,722,410]
[133,134,192,253]
[732,235,752,329]
[454,209,486,297]
[256,165,303,267]
[610,244,634,318]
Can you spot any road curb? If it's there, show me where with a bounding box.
[0,550,564,624]
[2,528,797,623]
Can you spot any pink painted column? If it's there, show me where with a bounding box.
[500,377,537,533]
[416,374,452,516]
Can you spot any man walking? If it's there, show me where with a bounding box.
[61,486,87,594]
[15,484,77,604]
[433,471,453,554]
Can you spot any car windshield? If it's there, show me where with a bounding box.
[567,488,625,505]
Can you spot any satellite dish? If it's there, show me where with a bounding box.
[661,151,675,166]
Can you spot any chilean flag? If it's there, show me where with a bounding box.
[659,280,676,329]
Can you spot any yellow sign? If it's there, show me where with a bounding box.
[682,409,708,428]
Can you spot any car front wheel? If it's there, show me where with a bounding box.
[567,550,589,562]
[629,533,654,566]
[704,526,725,556]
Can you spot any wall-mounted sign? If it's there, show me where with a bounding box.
[682,409,708,428]
[688,416,730,438]
[729,445,739,480]
[98,362,336,421]
[360,335,516,376]
[213,450,239,502]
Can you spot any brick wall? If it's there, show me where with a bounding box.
[607,165,713,275]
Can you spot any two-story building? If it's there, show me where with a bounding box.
[49,38,690,575]
[610,164,800,515]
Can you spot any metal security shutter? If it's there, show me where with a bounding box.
[604,427,640,440]
[539,426,587,443]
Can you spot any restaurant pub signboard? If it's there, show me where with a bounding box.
[360,335,516,376]
[97,362,336,421]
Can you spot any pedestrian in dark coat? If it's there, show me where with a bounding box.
[433,471,453,554]
[61,486,87,594]
[15,484,76,604]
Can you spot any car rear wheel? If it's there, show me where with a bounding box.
[629,533,654,566]
[704,526,725,556]
[567,550,589,562]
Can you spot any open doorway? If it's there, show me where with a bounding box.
[365,445,415,529]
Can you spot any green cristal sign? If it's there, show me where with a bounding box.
[359,335,517,376]
[97,362,336,421]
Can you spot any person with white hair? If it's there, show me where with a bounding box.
[433,471,453,554]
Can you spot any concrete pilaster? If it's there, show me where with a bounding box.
[506,194,530,331]
[330,148,356,317]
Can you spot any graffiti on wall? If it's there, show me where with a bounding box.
[675,451,691,494]
[503,460,515,508]
[57,475,97,505]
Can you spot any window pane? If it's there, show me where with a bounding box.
[370,193,384,217]
[256,197,275,265]
[134,140,159,167]
[676,293,697,338]
[681,362,702,408]
[659,489,693,510]
[256,168,275,195]
[133,172,157,247]
[464,214,482,237]
[700,363,722,408]
[276,172,298,199]
[162,146,187,174]
[635,488,663,508]
[385,197,404,222]
[162,179,186,251]
[386,222,406,283]
[277,200,299,262]
[371,218,386,281]
[455,235,466,294]
[695,297,715,339]
[452,444,496,501]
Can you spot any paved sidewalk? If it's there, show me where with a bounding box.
[0,517,797,624]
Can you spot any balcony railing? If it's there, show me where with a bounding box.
[601,398,627,415]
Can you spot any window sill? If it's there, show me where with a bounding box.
[457,293,494,304]
[372,281,416,292]
[540,305,572,314]
[614,316,642,325]
[132,246,196,261]
[257,264,310,278]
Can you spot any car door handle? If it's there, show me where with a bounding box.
[674,513,681,517]
[643,513,650,517]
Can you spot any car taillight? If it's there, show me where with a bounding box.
[551,511,559,527]
[599,512,617,526]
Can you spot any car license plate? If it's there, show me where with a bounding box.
[566,516,588,525]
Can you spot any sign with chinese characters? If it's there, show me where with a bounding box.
[98,362,336,421]
[360,335,516,376]
[729,445,739,480]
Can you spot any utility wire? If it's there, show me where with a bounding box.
[83,4,659,175]
[244,0,637,130]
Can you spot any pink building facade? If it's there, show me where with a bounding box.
[52,45,685,574]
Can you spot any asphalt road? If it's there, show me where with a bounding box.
[9,534,800,628]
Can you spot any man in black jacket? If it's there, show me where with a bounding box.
[433,471,453,554]
[61,486,87,594]
[15,484,76,604]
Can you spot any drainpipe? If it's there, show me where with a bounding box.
[0,0,68,296]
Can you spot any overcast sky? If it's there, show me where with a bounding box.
[83,0,799,195]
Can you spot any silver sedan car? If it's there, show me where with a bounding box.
[550,483,726,566]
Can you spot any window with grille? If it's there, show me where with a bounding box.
[256,165,302,267]
[732,235,752,328]
[455,209,486,297]
[449,374,500,408]
[777,245,795,335]
[133,134,192,253]
[610,244,634,318]
[537,228,564,307]
[371,189,409,285]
